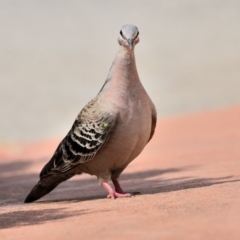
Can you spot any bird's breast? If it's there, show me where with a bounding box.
[80,83,153,180]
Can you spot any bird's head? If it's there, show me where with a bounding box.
[118,24,139,51]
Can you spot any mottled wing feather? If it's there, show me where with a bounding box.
[40,114,116,178]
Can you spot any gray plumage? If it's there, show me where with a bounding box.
[25,24,157,203]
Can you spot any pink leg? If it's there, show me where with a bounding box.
[102,182,132,199]
[112,179,126,194]
[112,179,140,196]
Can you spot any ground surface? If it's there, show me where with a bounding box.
[0,106,239,239]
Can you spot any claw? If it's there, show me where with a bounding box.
[107,192,132,199]
[102,181,139,199]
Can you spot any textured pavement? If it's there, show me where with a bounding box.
[0,106,240,239]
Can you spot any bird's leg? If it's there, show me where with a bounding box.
[101,182,132,199]
[113,178,141,196]
[112,178,126,194]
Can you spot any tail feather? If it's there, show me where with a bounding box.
[24,169,78,203]
[24,141,81,203]
[24,182,60,203]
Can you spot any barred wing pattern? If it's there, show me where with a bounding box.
[40,114,116,178]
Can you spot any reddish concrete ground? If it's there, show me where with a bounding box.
[0,106,240,240]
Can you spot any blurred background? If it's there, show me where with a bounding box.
[0,0,240,142]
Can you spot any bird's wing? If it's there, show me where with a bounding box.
[40,111,116,178]
[148,104,157,143]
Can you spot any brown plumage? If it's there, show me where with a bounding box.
[25,24,157,203]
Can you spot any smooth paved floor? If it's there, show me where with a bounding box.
[0,106,239,239]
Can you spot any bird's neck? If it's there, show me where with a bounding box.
[99,46,140,98]
[111,46,139,82]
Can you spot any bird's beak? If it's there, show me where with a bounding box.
[127,39,133,50]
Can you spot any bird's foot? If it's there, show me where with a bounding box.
[107,192,132,199]
[102,181,140,199]
[112,178,140,195]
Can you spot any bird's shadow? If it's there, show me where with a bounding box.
[0,159,239,204]
[0,159,239,229]
[0,208,87,229]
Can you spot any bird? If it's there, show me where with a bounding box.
[24,24,157,203]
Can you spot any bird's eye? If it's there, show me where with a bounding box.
[135,31,139,39]
[120,30,127,40]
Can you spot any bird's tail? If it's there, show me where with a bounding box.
[24,182,60,203]
[24,169,78,203]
